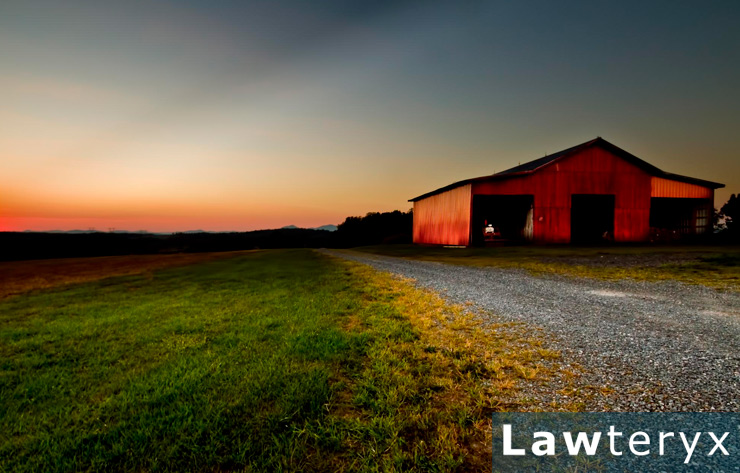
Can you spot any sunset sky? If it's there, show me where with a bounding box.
[2,0,739,232]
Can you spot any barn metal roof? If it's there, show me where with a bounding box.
[408,137,724,202]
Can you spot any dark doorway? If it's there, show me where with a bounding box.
[471,195,534,246]
[571,194,615,243]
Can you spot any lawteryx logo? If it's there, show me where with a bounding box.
[491,413,740,472]
[501,424,729,462]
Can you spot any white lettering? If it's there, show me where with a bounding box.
[628,432,650,456]
[679,432,701,464]
[659,431,674,455]
[708,432,729,456]
[503,424,526,456]
[607,425,623,456]
[563,431,602,456]
[532,432,556,456]
[497,424,731,463]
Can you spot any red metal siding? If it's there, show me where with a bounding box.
[473,147,653,243]
[413,183,472,245]
[651,177,713,199]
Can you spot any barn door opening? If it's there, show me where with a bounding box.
[471,195,534,246]
[570,194,615,244]
[649,198,712,238]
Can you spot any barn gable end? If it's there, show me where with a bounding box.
[412,183,472,246]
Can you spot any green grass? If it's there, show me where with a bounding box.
[0,249,582,472]
[353,244,740,290]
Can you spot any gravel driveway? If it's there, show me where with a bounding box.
[323,250,740,411]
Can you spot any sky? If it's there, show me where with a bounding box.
[1,0,739,232]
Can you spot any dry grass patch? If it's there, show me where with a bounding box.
[314,258,596,472]
[353,245,740,291]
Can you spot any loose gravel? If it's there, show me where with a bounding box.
[323,250,740,411]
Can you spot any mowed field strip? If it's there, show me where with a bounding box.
[0,249,591,473]
[0,251,254,300]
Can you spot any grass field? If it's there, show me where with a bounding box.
[354,244,740,291]
[0,251,251,300]
[0,249,583,472]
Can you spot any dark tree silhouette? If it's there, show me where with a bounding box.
[720,194,740,240]
[0,228,335,261]
[335,210,413,247]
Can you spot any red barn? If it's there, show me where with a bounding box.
[410,138,724,245]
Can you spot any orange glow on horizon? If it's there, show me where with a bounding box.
[0,215,341,233]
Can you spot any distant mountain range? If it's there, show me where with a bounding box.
[281,224,337,232]
[24,229,172,235]
[20,225,338,234]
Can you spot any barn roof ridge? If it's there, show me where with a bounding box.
[408,137,724,202]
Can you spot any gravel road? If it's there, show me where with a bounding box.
[323,250,740,411]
